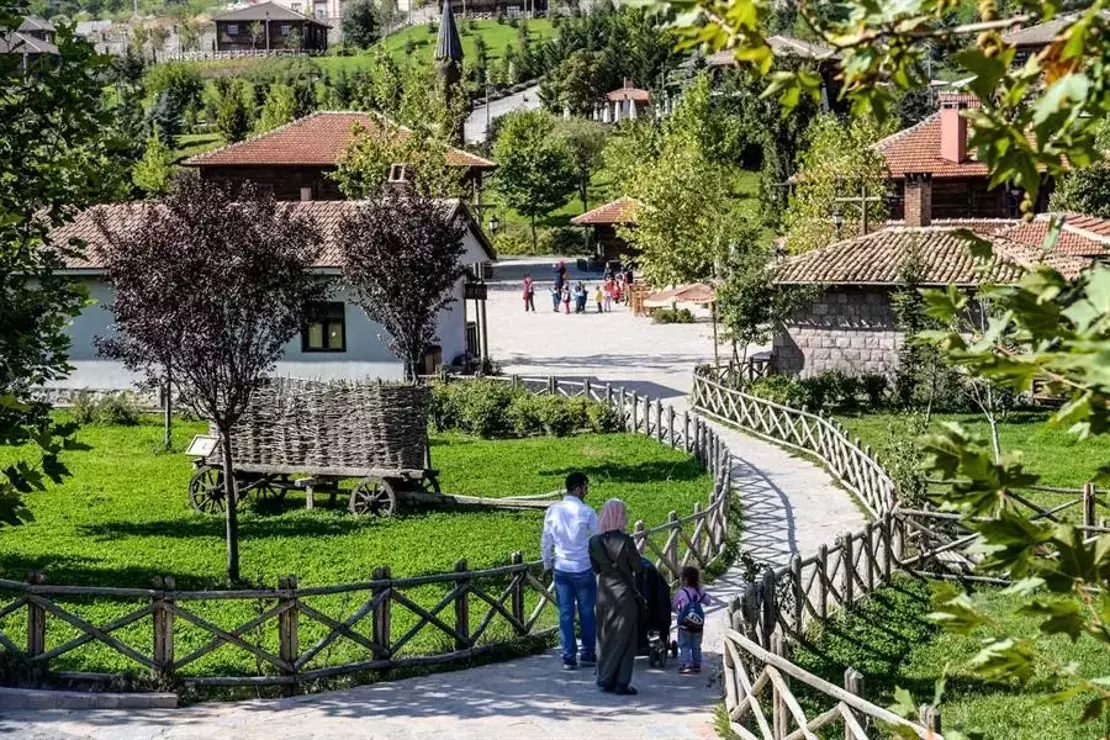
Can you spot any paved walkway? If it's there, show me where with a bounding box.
[0,260,866,738]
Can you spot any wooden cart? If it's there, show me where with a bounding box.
[186,433,440,517]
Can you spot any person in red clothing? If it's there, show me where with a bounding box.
[522,274,536,312]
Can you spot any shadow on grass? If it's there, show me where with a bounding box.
[539,458,705,484]
[0,552,225,591]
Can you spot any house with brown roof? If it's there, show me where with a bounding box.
[571,196,639,263]
[1,16,59,64]
[593,80,651,124]
[876,93,1051,221]
[212,2,330,53]
[47,199,496,392]
[706,35,844,111]
[770,204,1097,377]
[184,111,497,201]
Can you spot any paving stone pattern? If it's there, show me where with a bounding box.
[0,260,867,739]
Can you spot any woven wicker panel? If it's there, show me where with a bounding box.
[215,378,429,471]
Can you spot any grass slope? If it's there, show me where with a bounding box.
[792,577,1108,739]
[838,411,1110,490]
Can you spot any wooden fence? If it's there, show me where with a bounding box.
[692,369,895,517]
[0,376,735,690]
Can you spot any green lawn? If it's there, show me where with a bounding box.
[173,132,225,163]
[0,417,710,588]
[837,411,1110,490]
[792,577,1107,739]
[0,416,712,679]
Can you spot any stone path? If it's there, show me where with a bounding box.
[0,259,866,738]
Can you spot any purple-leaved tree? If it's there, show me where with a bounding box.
[94,176,327,582]
[339,193,468,381]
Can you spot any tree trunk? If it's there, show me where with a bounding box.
[579,174,588,213]
[529,214,537,252]
[163,362,172,452]
[219,427,240,584]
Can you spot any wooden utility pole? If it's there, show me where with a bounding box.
[834,184,886,236]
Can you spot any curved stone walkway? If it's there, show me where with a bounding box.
[0,265,866,739]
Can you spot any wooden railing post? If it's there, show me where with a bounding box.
[683,411,691,453]
[633,519,646,554]
[817,544,829,622]
[604,382,613,405]
[881,512,894,583]
[152,575,175,684]
[691,502,703,561]
[760,566,777,649]
[631,393,639,432]
[668,406,676,448]
[454,559,471,651]
[510,552,526,635]
[278,575,299,692]
[790,555,803,631]
[583,377,592,399]
[919,705,942,736]
[864,522,876,593]
[547,375,556,395]
[842,536,855,608]
[844,668,865,739]
[1084,482,1097,530]
[655,399,664,443]
[27,571,46,677]
[372,566,392,659]
[664,511,680,582]
[511,374,520,390]
[771,634,790,740]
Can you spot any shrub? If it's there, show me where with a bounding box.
[652,307,695,324]
[821,370,860,411]
[535,394,577,437]
[455,380,515,438]
[431,381,621,439]
[538,227,589,255]
[587,401,624,433]
[859,374,888,409]
[747,375,813,409]
[506,393,544,436]
[70,391,141,426]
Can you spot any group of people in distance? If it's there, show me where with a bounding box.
[541,472,711,695]
[520,261,634,315]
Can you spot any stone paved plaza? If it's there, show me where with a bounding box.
[0,257,866,739]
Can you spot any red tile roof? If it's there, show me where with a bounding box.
[51,198,495,270]
[775,224,1092,286]
[996,213,1110,257]
[875,113,992,179]
[184,111,497,170]
[571,197,639,226]
[606,85,650,103]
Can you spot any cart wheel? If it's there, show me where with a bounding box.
[349,478,397,516]
[189,465,226,514]
[252,476,286,501]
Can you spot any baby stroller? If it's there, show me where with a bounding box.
[636,557,678,668]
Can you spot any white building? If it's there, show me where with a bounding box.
[49,199,494,393]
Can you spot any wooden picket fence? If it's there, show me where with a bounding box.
[0,376,736,690]
[691,370,895,517]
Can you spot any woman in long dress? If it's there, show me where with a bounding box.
[589,498,642,695]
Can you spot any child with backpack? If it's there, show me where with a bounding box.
[672,566,710,675]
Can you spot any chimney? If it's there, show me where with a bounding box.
[300,186,313,202]
[387,163,413,194]
[940,98,968,164]
[904,173,932,227]
[623,77,633,89]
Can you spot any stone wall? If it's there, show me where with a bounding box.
[772,286,901,376]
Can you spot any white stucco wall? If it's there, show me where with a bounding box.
[52,230,487,391]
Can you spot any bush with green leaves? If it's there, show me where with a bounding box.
[651,307,695,324]
[431,381,625,439]
[71,391,142,427]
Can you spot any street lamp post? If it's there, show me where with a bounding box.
[832,209,844,239]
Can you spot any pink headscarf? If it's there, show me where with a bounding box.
[598,498,628,533]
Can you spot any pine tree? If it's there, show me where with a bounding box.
[132,130,174,196]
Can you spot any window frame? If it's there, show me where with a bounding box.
[302,301,347,353]
[226,23,239,35]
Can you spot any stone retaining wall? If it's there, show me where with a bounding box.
[772,286,901,376]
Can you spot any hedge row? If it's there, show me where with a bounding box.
[431,380,624,439]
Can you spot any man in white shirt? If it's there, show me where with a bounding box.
[542,471,599,670]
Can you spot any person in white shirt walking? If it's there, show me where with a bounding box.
[542,472,599,670]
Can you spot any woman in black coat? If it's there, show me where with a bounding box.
[589,498,642,695]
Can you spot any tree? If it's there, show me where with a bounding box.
[141,62,204,125]
[149,24,170,62]
[178,17,202,52]
[94,177,327,582]
[147,90,184,148]
[0,11,116,526]
[342,0,380,49]
[339,193,467,381]
[214,80,252,143]
[493,110,577,249]
[782,114,889,255]
[1049,164,1110,218]
[285,26,303,51]
[664,0,1110,723]
[554,117,607,212]
[249,20,265,50]
[132,130,174,196]
[257,82,297,133]
[375,0,402,36]
[332,119,464,199]
[541,49,607,116]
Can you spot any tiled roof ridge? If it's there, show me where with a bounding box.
[212,1,323,24]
